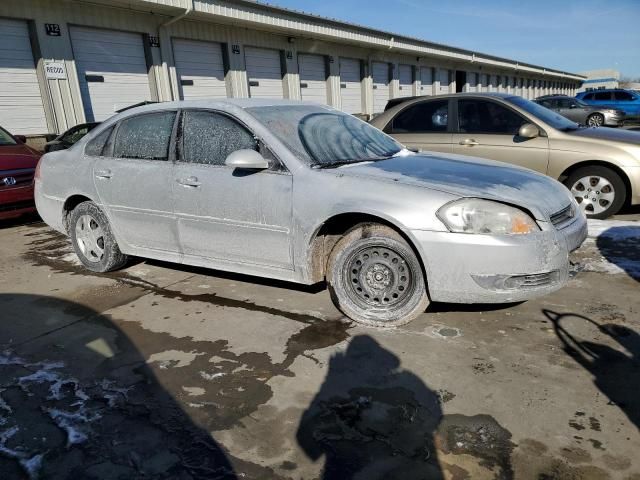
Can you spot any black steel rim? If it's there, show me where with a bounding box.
[343,244,414,309]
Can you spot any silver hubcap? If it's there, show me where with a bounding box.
[75,214,105,263]
[570,176,615,215]
[588,115,603,127]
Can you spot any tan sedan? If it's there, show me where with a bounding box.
[371,93,640,218]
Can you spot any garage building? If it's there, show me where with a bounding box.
[0,0,585,138]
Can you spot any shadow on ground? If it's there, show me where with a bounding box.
[595,225,640,281]
[546,309,640,430]
[0,294,241,479]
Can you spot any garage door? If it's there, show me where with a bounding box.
[245,47,283,99]
[339,57,362,114]
[372,62,390,112]
[173,39,226,100]
[438,69,451,94]
[420,67,433,96]
[397,64,413,98]
[467,72,477,92]
[71,26,151,122]
[480,74,488,93]
[298,53,328,105]
[489,75,498,92]
[0,18,47,135]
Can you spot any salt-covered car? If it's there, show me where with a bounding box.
[35,100,587,326]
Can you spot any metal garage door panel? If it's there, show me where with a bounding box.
[467,72,477,92]
[298,53,327,104]
[0,18,47,135]
[438,69,450,94]
[339,58,362,114]
[397,64,413,98]
[420,67,433,96]
[480,74,488,92]
[71,26,151,122]
[245,47,283,99]
[173,39,226,100]
[372,62,390,113]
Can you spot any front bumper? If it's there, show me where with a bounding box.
[412,215,587,303]
[0,185,36,220]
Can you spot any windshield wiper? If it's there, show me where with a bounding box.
[313,155,396,169]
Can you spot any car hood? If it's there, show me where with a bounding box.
[335,152,573,221]
[0,144,41,170]
[565,127,640,145]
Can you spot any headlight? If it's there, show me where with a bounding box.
[437,199,540,235]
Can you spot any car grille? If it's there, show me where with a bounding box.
[550,204,574,227]
[515,271,559,288]
[0,168,34,191]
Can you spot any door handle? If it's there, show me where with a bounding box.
[459,138,479,146]
[177,176,201,187]
[95,169,113,179]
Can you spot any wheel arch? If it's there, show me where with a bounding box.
[558,160,632,206]
[306,211,432,297]
[62,194,95,233]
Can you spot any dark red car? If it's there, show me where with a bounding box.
[0,126,41,220]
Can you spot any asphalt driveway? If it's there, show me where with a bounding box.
[0,215,638,479]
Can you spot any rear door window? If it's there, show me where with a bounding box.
[613,91,634,101]
[390,100,449,133]
[594,92,612,101]
[180,110,257,166]
[458,99,526,135]
[113,112,177,160]
[85,127,114,157]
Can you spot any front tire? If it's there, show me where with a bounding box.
[327,224,429,327]
[565,166,626,219]
[69,201,128,272]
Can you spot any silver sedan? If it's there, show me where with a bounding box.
[35,100,587,327]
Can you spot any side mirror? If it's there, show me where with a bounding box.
[518,123,539,139]
[225,149,269,170]
[569,104,577,109]
[14,135,27,144]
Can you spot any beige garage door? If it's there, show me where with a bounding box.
[245,47,284,99]
[339,58,362,114]
[298,53,328,105]
[372,61,390,113]
[173,38,227,100]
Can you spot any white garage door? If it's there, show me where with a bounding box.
[173,38,226,100]
[298,53,327,104]
[489,75,498,92]
[339,57,362,114]
[397,64,413,98]
[420,67,433,96]
[480,74,488,92]
[372,62,390,113]
[467,72,477,92]
[71,26,151,122]
[245,47,283,99]
[438,69,451,94]
[0,18,47,135]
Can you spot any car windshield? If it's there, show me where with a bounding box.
[0,127,17,146]
[506,96,581,131]
[247,105,403,167]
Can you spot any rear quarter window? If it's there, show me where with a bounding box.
[84,127,114,157]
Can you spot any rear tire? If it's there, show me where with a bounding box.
[327,223,429,327]
[69,201,128,272]
[587,113,604,127]
[564,166,626,219]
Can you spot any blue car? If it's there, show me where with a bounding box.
[576,89,640,121]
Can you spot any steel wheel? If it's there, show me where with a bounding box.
[587,113,604,127]
[344,245,415,310]
[74,214,105,263]
[570,175,615,216]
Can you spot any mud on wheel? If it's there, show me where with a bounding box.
[69,201,128,272]
[327,223,429,327]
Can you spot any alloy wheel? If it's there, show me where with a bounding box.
[75,214,105,263]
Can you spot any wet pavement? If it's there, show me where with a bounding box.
[0,216,639,479]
